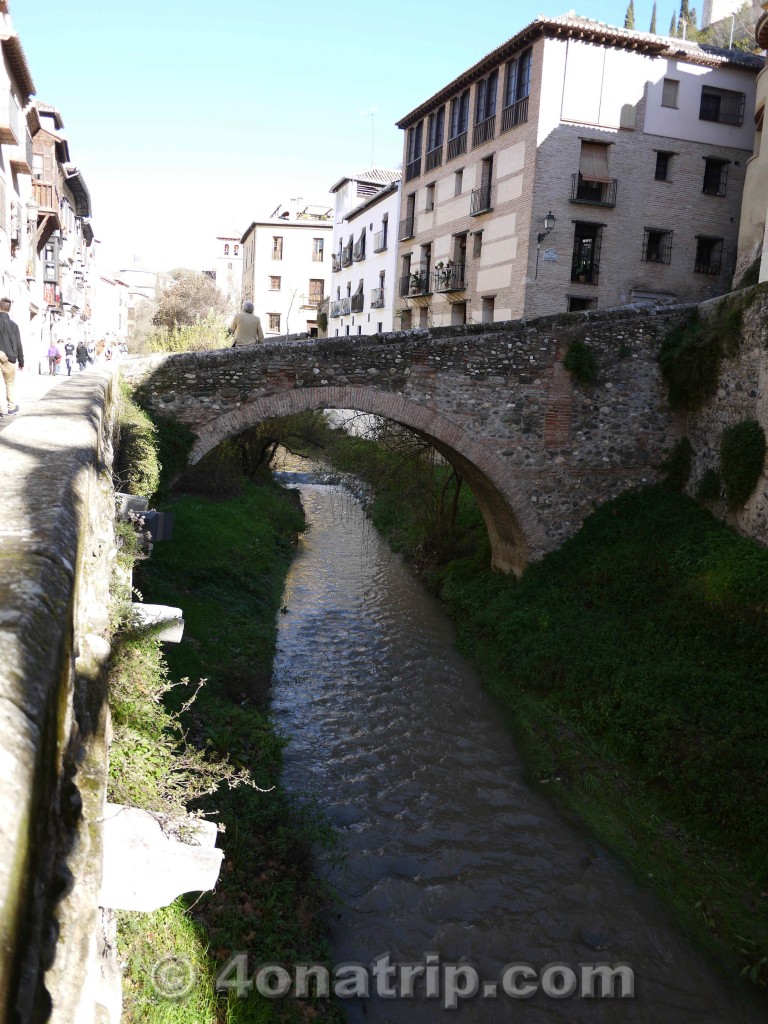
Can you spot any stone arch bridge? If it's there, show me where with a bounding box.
[126,304,689,574]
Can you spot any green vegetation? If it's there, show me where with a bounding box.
[720,419,767,509]
[111,391,341,1023]
[659,299,743,410]
[696,467,723,503]
[115,381,161,498]
[562,338,598,386]
[659,436,694,492]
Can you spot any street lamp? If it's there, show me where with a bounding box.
[537,211,556,244]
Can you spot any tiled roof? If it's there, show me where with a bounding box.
[329,168,401,193]
[396,13,763,128]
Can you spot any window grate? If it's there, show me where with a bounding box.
[641,228,673,264]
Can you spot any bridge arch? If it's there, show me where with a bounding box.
[188,385,545,575]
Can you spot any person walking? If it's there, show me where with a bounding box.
[0,297,24,416]
[47,341,59,376]
[64,338,75,376]
[76,341,88,372]
[228,301,264,347]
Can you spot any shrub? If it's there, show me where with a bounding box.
[563,338,599,386]
[114,384,161,498]
[696,468,722,503]
[720,419,767,509]
[659,300,743,410]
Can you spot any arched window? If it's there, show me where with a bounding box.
[234,244,239,256]
[224,244,230,255]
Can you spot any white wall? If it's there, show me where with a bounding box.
[249,220,332,336]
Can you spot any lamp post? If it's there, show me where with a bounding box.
[534,211,556,280]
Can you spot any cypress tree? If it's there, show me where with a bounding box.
[680,0,690,25]
[669,10,677,35]
[650,0,657,32]
[625,0,636,28]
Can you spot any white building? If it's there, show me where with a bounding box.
[89,271,129,343]
[240,202,333,337]
[214,234,242,312]
[328,170,401,337]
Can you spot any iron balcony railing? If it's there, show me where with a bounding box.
[433,262,466,292]
[370,287,385,308]
[472,115,495,148]
[447,131,467,160]
[342,244,353,267]
[570,174,618,207]
[405,157,421,181]
[399,214,415,241]
[373,229,387,252]
[340,296,352,315]
[501,96,529,133]
[331,254,342,273]
[470,185,492,216]
[400,270,431,298]
[330,300,342,317]
[353,241,366,261]
[425,145,443,171]
[351,292,364,313]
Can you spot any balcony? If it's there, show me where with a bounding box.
[470,185,492,216]
[501,96,528,133]
[342,244,353,267]
[472,115,495,148]
[351,292,364,313]
[33,179,61,214]
[433,261,466,292]
[340,296,352,315]
[353,240,365,262]
[0,95,20,146]
[370,287,385,308]
[331,254,342,273]
[405,157,421,181]
[10,130,33,175]
[399,270,431,298]
[425,145,443,172]
[330,300,342,317]
[399,214,415,241]
[447,132,467,161]
[570,174,617,207]
[373,230,387,252]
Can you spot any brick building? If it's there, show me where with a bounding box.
[395,15,761,328]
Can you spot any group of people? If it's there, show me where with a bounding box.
[46,337,124,376]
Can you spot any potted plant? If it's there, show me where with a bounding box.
[410,270,426,294]
[573,260,591,283]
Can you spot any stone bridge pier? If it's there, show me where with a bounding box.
[125,305,689,574]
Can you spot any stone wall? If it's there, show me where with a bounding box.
[0,370,119,1024]
[124,303,693,573]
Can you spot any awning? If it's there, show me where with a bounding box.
[579,142,612,183]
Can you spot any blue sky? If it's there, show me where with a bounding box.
[12,0,662,272]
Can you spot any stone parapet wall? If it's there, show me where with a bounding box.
[0,370,119,1024]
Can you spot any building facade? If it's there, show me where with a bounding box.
[328,170,401,337]
[395,15,760,328]
[240,203,333,337]
[214,234,242,312]
[735,3,768,283]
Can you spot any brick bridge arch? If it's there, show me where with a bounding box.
[189,386,544,575]
[128,305,689,575]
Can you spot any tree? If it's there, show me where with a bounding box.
[152,269,230,331]
[669,10,677,34]
[624,0,635,28]
[650,1,657,32]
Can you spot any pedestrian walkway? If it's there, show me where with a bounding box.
[0,368,92,432]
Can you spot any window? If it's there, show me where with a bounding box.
[448,90,470,159]
[224,244,229,255]
[227,262,232,270]
[695,236,723,275]
[481,295,495,323]
[470,157,493,215]
[573,142,616,205]
[312,237,324,262]
[567,296,597,312]
[703,157,728,196]
[268,313,281,330]
[502,48,531,131]
[571,222,603,285]
[642,228,673,264]
[426,183,436,211]
[234,245,239,256]
[377,322,383,333]
[269,276,281,290]
[272,236,283,260]
[473,231,483,258]
[454,169,463,196]
[700,86,745,126]
[473,69,498,146]
[655,151,673,181]
[406,121,423,181]
[427,107,445,168]
[309,278,324,304]
[661,78,679,108]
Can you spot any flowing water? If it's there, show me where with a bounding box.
[270,474,764,1023]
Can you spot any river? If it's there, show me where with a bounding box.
[270,474,763,1023]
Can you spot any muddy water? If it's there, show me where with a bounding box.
[270,479,763,1023]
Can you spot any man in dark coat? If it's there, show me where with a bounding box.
[0,297,23,416]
